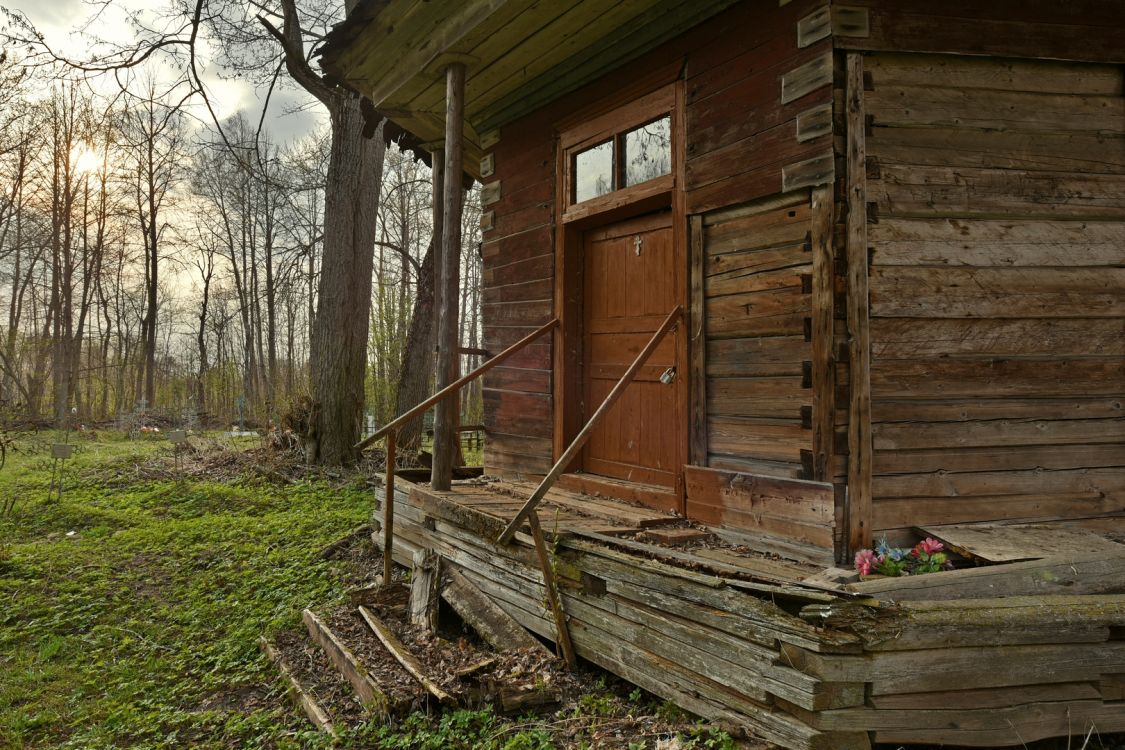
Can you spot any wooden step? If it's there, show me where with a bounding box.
[258,636,337,737]
[301,609,391,717]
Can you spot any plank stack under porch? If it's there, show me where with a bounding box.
[373,476,1125,748]
[373,475,871,750]
[861,52,1125,538]
[787,596,1125,746]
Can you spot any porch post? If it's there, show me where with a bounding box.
[432,63,465,492]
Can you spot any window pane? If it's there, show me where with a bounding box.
[574,140,614,203]
[622,116,671,188]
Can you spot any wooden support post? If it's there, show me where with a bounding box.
[408,548,440,633]
[844,53,873,555]
[527,510,576,668]
[383,430,396,584]
[433,64,465,492]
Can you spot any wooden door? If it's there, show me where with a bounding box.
[581,211,682,489]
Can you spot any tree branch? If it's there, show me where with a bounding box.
[257,0,336,107]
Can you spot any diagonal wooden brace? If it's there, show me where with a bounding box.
[527,510,576,668]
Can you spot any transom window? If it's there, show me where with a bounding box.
[560,83,677,216]
[572,115,672,203]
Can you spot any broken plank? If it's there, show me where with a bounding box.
[916,522,1124,563]
[847,553,1125,601]
[357,605,454,704]
[441,565,549,654]
[491,682,563,714]
[569,531,836,602]
[301,609,390,716]
[258,637,337,737]
[638,527,714,545]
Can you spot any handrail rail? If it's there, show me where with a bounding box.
[366,316,559,585]
[496,305,684,544]
[356,318,560,452]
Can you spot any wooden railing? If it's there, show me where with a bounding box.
[496,305,684,544]
[357,318,559,583]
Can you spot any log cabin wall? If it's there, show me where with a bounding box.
[481,0,841,497]
[854,52,1125,539]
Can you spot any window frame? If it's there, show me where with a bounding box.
[559,84,676,224]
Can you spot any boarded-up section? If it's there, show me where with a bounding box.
[862,53,1125,535]
[702,194,815,478]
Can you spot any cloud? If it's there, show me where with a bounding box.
[5,0,326,144]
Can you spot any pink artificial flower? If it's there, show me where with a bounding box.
[917,538,944,556]
[854,549,878,576]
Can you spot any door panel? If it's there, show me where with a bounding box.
[581,211,681,490]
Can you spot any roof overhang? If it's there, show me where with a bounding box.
[319,0,739,180]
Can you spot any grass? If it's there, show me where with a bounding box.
[0,432,367,749]
[0,432,737,750]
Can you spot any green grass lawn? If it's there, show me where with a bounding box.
[0,433,368,749]
[0,432,737,750]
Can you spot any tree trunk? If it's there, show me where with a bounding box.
[309,100,385,465]
[393,239,435,452]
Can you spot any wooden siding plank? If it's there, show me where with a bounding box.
[868,218,1125,267]
[869,359,1125,399]
[870,319,1125,358]
[872,417,1125,450]
[869,267,1125,318]
[864,52,1125,96]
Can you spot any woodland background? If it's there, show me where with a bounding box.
[0,0,484,446]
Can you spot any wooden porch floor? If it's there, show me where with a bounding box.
[375,474,1125,749]
[426,477,830,587]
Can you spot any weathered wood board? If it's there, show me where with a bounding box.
[917,522,1125,563]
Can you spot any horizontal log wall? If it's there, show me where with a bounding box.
[862,52,1125,535]
[683,0,835,213]
[835,0,1125,65]
[480,107,556,478]
[480,0,839,479]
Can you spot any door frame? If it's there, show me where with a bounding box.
[551,80,690,511]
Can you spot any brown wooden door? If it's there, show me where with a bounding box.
[581,211,682,489]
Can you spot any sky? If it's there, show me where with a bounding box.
[1,0,327,145]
